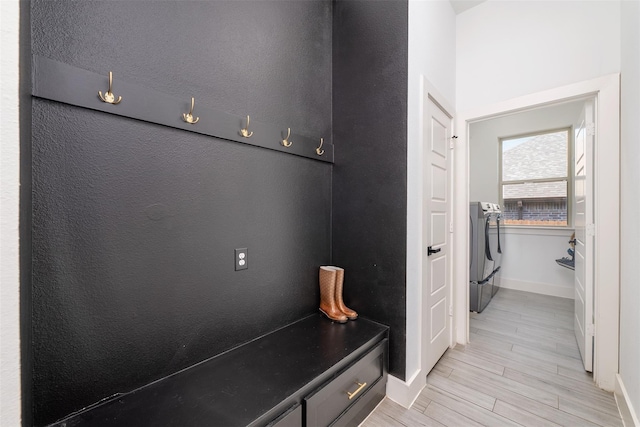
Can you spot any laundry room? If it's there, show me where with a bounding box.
[467,99,588,311]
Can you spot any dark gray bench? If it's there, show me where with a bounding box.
[51,314,389,427]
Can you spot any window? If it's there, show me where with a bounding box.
[499,129,570,226]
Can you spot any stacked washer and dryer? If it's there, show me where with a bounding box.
[469,202,504,312]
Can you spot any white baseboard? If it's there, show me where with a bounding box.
[385,369,426,409]
[500,277,574,299]
[615,374,640,427]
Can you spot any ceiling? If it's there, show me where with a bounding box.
[449,0,487,15]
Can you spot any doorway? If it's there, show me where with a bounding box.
[466,97,595,371]
[453,74,620,391]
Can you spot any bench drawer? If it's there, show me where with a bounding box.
[305,340,386,427]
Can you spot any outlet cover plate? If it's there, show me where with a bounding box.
[235,248,248,271]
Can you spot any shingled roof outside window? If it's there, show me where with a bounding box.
[500,129,570,226]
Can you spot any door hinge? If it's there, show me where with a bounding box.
[586,224,595,236]
[449,221,453,233]
[587,123,595,137]
[449,304,453,316]
[586,323,595,337]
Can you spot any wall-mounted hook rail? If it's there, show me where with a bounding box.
[98,71,122,104]
[32,56,335,163]
[316,138,324,156]
[281,128,293,147]
[183,97,200,124]
[240,115,253,138]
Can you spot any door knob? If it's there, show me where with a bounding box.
[428,246,441,256]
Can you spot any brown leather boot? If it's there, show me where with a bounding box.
[330,267,358,320]
[319,266,347,323]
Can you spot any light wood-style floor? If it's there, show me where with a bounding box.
[362,288,623,427]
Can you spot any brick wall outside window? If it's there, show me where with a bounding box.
[503,198,567,225]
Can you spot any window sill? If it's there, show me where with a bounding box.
[500,226,575,237]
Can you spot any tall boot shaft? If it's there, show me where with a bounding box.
[331,267,358,320]
[318,267,347,323]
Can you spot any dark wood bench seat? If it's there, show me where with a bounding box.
[51,314,389,427]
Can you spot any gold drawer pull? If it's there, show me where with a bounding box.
[347,382,367,400]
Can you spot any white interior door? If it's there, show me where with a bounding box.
[423,95,452,374]
[574,99,595,372]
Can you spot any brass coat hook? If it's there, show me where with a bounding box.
[281,128,293,147]
[98,71,122,104]
[183,97,200,124]
[316,138,325,156]
[240,115,253,138]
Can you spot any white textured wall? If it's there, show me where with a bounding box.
[456,0,621,111]
[401,0,456,405]
[408,0,456,105]
[498,229,575,298]
[619,0,640,420]
[0,0,22,425]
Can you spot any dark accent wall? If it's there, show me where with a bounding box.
[20,0,33,426]
[30,1,332,426]
[332,0,409,380]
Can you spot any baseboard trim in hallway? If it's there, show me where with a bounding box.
[386,368,427,409]
[499,278,575,300]
[615,373,639,427]
[361,289,623,427]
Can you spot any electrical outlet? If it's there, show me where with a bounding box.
[235,248,248,271]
